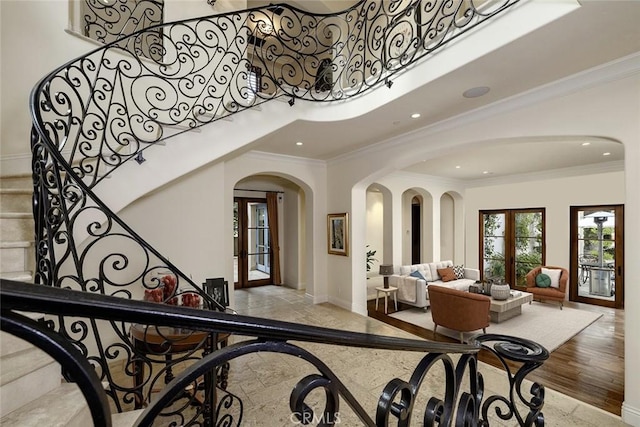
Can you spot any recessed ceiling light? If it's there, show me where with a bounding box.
[295,141,303,146]
[455,165,461,169]
[482,170,489,174]
[463,86,490,98]
[582,142,591,146]
[603,152,611,156]
[411,113,421,119]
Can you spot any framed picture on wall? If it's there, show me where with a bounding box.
[327,213,349,256]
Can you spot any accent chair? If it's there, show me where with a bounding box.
[525,266,568,309]
[427,285,491,343]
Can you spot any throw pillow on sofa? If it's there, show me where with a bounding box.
[535,273,551,288]
[452,265,465,279]
[541,267,562,288]
[410,270,426,281]
[437,267,457,282]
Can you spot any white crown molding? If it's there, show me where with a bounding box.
[245,150,327,167]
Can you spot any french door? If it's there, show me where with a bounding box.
[234,197,272,288]
[570,205,624,308]
[480,209,545,288]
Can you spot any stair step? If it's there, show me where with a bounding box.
[113,409,145,427]
[0,346,61,417]
[0,244,33,273]
[1,382,88,427]
[0,175,32,190]
[2,380,143,427]
[0,271,33,282]
[0,215,34,242]
[0,189,33,213]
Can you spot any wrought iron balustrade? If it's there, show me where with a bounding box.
[27,0,524,424]
[1,279,548,426]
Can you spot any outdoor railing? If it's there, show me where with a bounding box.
[26,0,530,424]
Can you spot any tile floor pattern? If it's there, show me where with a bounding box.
[221,286,629,426]
[113,285,629,426]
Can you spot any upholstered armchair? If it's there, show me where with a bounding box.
[525,266,568,309]
[427,285,490,343]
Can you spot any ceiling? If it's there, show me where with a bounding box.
[245,1,638,181]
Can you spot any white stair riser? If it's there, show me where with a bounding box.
[1,383,91,427]
[0,358,61,418]
[0,246,33,273]
[0,177,32,190]
[0,332,34,358]
[0,192,33,213]
[0,217,34,242]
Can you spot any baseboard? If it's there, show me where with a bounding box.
[622,401,640,427]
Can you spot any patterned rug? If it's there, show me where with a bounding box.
[389,301,602,352]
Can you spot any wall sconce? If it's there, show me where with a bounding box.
[207,0,216,6]
[379,264,394,289]
[134,152,146,165]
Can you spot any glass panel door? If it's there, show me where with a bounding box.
[571,205,623,308]
[481,209,545,288]
[482,212,506,283]
[234,197,272,288]
[514,211,543,287]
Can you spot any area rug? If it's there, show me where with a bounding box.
[389,302,603,352]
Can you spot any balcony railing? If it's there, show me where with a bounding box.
[1,279,549,426]
[23,0,546,424]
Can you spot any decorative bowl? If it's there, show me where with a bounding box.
[490,283,511,300]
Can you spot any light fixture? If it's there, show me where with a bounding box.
[135,152,146,165]
[379,264,394,289]
[410,113,421,119]
[581,142,591,146]
[603,152,611,156]
[288,97,295,106]
[455,165,461,169]
[207,0,216,6]
[463,86,490,98]
[296,141,303,146]
[385,78,393,89]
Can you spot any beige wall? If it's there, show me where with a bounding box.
[464,170,625,271]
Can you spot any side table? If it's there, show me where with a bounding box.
[375,286,398,314]
[129,324,230,417]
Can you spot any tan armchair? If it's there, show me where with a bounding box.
[525,266,568,309]
[427,285,490,343]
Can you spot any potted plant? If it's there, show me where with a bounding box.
[366,245,377,276]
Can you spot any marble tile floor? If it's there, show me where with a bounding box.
[220,285,629,426]
[112,285,629,426]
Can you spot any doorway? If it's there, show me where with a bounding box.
[570,205,624,308]
[234,197,272,288]
[480,208,545,288]
[411,201,421,264]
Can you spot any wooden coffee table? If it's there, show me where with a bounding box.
[489,291,533,323]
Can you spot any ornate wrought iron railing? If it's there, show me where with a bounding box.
[27,0,526,424]
[1,279,549,426]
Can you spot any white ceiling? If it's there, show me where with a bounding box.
[246,1,639,180]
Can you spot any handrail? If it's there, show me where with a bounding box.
[1,279,549,426]
[25,0,528,424]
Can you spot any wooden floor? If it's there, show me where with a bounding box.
[367,298,624,415]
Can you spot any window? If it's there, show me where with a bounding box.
[247,66,262,103]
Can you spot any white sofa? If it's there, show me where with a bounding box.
[388,260,480,309]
